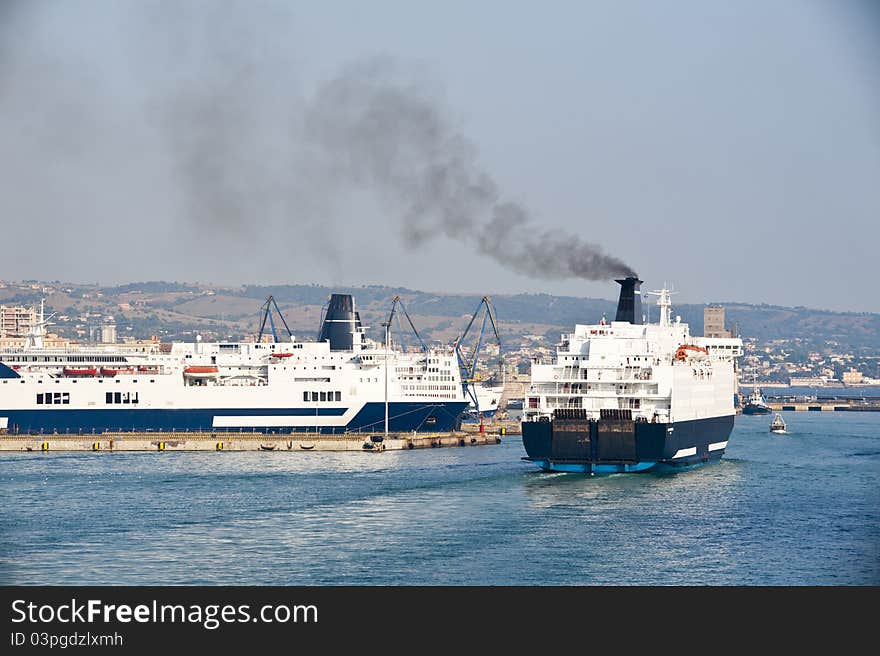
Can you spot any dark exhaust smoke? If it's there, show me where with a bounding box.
[303,58,636,281]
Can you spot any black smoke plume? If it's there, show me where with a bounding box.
[303,57,635,281]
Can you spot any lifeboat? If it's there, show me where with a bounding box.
[100,367,134,376]
[183,365,219,379]
[674,344,709,361]
[63,367,97,377]
[270,352,293,358]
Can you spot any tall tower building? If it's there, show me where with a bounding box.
[704,305,731,338]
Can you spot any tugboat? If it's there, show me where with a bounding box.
[741,380,772,415]
[769,413,787,434]
[521,276,743,473]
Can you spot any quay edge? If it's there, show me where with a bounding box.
[0,430,505,453]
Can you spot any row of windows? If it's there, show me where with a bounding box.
[106,391,139,404]
[303,391,342,402]
[36,392,70,405]
[402,385,456,392]
[5,355,127,363]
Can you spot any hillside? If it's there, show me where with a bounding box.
[2,280,878,356]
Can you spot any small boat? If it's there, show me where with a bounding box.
[259,443,276,451]
[742,374,772,415]
[270,352,294,358]
[769,413,787,434]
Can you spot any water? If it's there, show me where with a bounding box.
[1,413,878,585]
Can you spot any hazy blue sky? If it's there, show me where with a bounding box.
[1,1,878,311]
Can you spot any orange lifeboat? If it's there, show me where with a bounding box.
[100,367,135,376]
[63,367,97,377]
[183,365,219,379]
[675,344,709,361]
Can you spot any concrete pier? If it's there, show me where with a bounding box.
[0,430,507,453]
[766,402,880,412]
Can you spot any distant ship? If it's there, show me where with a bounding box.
[521,277,743,473]
[465,382,503,419]
[741,383,772,415]
[0,294,469,435]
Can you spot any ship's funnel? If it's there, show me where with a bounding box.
[318,293,356,350]
[614,276,644,324]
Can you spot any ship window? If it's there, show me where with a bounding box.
[311,391,318,402]
[114,392,121,404]
[62,392,70,404]
[320,391,327,402]
[53,392,62,404]
[106,392,113,404]
[303,391,309,402]
[37,393,43,404]
[335,391,341,401]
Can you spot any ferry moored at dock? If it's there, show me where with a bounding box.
[0,294,469,436]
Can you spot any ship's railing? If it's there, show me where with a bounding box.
[530,388,667,400]
[546,372,654,382]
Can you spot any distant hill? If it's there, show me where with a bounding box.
[1,280,878,354]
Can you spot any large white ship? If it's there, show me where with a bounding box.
[522,277,743,473]
[0,294,469,435]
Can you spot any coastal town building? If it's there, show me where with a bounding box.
[0,305,36,338]
[703,305,731,338]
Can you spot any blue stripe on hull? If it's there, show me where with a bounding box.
[533,460,657,474]
[533,455,725,474]
[0,401,469,435]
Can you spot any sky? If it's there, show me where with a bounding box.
[1,0,878,312]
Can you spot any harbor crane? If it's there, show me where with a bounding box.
[383,295,429,357]
[454,296,502,416]
[256,295,293,343]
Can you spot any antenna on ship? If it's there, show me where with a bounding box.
[382,318,390,440]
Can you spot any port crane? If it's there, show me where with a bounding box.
[256,295,294,343]
[383,295,428,357]
[453,296,502,416]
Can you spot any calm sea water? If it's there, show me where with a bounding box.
[1,413,877,585]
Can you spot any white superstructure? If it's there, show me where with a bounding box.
[523,289,743,425]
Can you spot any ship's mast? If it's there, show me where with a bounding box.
[645,288,675,327]
[26,299,54,349]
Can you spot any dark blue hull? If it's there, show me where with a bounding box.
[741,404,772,415]
[522,413,734,473]
[0,401,469,435]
